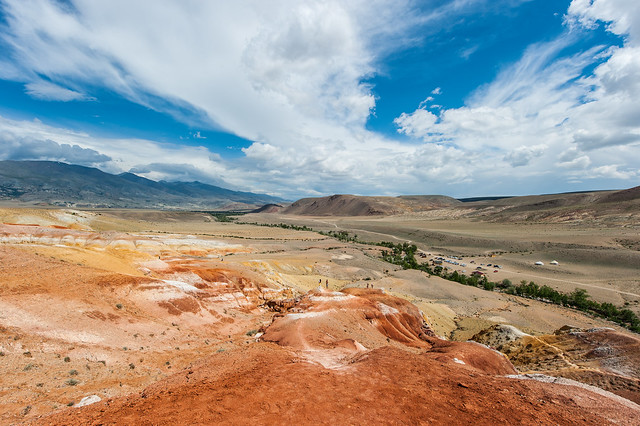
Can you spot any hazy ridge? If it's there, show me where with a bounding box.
[0,160,283,209]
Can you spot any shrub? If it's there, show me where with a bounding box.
[498,279,512,289]
[370,240,639,334]
[483,281,496,291]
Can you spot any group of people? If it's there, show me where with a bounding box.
[318,278,373,289]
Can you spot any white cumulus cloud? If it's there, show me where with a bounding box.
[0,0,637,198]
[504,145,547,167]
[394,108,439,139]
[392,0,640,193]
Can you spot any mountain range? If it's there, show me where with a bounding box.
[0,160,284,210]
[2,160,638,217]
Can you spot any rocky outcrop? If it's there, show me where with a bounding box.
[473,324,640,404]
[471,324,531,350]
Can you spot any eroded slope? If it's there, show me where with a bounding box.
[36,288,640,425]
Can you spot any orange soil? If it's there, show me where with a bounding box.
[2,222,639,425]
[33,288,640,425]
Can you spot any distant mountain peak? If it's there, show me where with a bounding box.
[0,160,284,209]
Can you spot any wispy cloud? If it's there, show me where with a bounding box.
[0,0,497,197]
[0,0,637,197]
[24,80,94,102]
[393,0,640,192]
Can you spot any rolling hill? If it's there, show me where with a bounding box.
[283,194,461,216]
[276,186,640,221]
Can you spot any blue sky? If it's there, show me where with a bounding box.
[0,0,638,199]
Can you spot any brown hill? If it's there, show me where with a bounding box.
[456,187,640,224]
[597,185,640,204]
[283,194,460,216]
[251,203,286,213]
[273,186,639,220]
